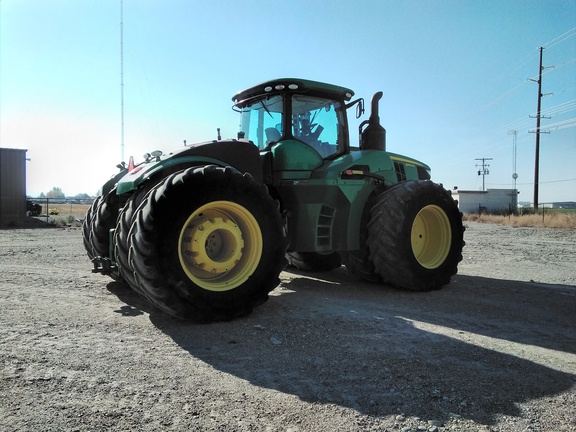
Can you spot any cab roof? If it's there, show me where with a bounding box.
[232,78,355,106]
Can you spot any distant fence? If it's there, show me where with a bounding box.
[28,198,94,206]
[27,198,94,223]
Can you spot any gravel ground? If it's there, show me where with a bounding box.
[1,221,575,431]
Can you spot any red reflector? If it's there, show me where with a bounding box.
[344,169,363,176]
[128,156,135,171]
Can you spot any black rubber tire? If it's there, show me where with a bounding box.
[89,188,119,258]
[127,165,288,322]
[367,180,464,291]
[115,166,202,292]
[342,187,385,283]
[286,251,341,272]
[114,185,155,297]
[82,197,100,259]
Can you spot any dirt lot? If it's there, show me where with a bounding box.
[1,221,575,431]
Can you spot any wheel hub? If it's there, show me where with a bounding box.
[188,217,244,273]
[411,204,452,269]
[178,201,263,291]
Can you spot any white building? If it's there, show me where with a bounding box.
[450,188,518,214]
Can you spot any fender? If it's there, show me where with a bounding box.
[99,169,129,196]
[116,140,263,194]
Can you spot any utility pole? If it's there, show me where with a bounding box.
[528,47,552,209]
[475,158,492,191]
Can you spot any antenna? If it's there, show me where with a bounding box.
[507,130,518,191]
[120,0,125,163]
[475,158,492,191]
[508,130,519,211]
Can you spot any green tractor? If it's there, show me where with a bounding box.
[83,78,464,322]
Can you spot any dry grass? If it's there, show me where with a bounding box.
[463,212,576,228]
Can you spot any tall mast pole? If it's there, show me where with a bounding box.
[120,0,125,163]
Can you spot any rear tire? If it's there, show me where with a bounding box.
[115,166,202,293]
[128,165,287,322]
[286,251,341,272]
[89,188,119,258]
[114,185,155,297]
[367,180,464,291]
[82,197,100,259]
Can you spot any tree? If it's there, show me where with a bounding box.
[73,193,91,200]
[46,187,65,200]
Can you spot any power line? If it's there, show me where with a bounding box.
[539,178,576,184]
[415,28,576,176]
[543,26,576,49]
[540,100,576,117]
[543,117,576,131]
[490,178,576,186]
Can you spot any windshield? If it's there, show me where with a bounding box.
[237,93,344,158]
[291,95,343,158]
[238,95,283,150]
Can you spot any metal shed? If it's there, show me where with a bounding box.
[451,187,518,214]
[0,148,28,226]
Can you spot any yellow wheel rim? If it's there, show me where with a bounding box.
[178,201,263,292]
[411,205,452,269]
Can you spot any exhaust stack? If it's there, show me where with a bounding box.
[359,91,386,151]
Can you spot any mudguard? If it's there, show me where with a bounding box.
[116,140,263,194]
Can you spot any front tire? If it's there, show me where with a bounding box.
[342,187,385,283]
[367,181,464,291]
[128,165,287,322]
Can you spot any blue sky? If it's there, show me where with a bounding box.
[1,0,575,203]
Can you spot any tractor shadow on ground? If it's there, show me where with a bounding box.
[284,266,576,355]
[107,270,576,425]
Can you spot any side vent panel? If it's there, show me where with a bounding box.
[394,161,407,182]
[317,206,335,249]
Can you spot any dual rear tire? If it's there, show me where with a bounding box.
[116,165,287,321]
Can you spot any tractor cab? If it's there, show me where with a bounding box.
[232,79,355,161]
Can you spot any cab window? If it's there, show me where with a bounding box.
[239,95,283,150]
[291,95,343,158]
